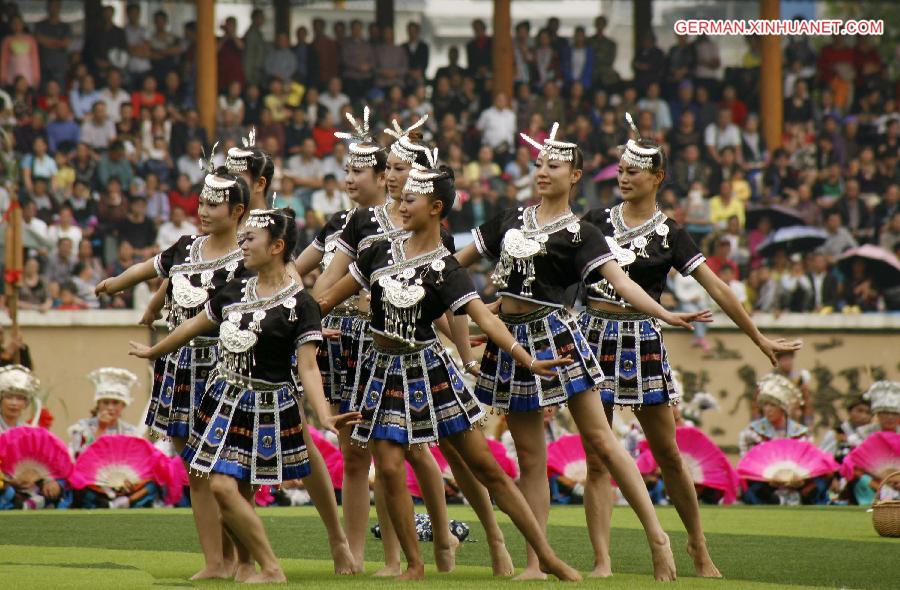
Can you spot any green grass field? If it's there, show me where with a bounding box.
[1,505,896,589]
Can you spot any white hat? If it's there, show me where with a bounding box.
[0,365,40,400]
[865,381,900,414]
[88,368,138,406]
[757,373,803,412]
[520,122,577,162]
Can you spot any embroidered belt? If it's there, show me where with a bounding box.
[499,305,557,324]
[584,307,653,322]
[189,336,218,349]
[213,366,295,392]
[371,338,437,356]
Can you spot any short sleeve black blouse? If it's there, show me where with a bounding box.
[349,239,479,345]
[338,203,456,261]
[472,205,615,307]
[206,277,323,384]
[581,204,705,304]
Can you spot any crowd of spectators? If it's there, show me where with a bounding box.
[0,2,897,314]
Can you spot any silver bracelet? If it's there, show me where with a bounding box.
[530,358,536,371]
[464,360,478,370]
[509,341,520,355]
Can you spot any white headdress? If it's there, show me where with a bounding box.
[403,145,442,195]
[0,365,40,400]
[865,381,900,414]
[226,128,257,174]
[335,106,382,168]
[385,115,429,164]
[620,112,660,170]
[757,373,803,412]
[519,122,577,162]
[88,368,138,406]
[200,170,238,205]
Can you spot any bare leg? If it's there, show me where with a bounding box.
[372,440,425,580]
[567,392,676,582]
[442,429,581,582]
[441,443,514,576]
[635,405,721,578]
[372,478,403,576]
[232,481,258,581]
[583,446,615,578]
[505,411,550,580]
[406,445,458,573]
[172,437,233,580]
[336,413,375,573]
[209,475,286,584]
[301,423,355,575]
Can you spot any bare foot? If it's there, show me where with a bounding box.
[687,538,722,578]
[434,533,460,573]
[242,568,287,584]
[513,566,548,581]
[373,564,403,577]
[650,534,677,582]
[233,563,257,583]
[396,563,426,581]
[331,541,356,575]
[539,558,582,582]
[190,565,232,580]
[489,540,514,577]
[588,560,612,578]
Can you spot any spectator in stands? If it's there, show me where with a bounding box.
[705,108,742,165]
[265,32,298,85]
[149,10,181,82]
[403,21,428,87]
[843,258,880,312]
[48,205,82,246]
[66,179,97,226]
[778,254,812,312]
[45,235,76,288]
[45,102,78,155]
[292,25,314,86]
[476,92,515,153]
[341,19,374,99]
[80,101,116,151]
[1,14,39,88]
[805,252,840,312]
[466,19,492,86]
[319,77,349,122]
[97,141,134,188]
[310,18,338,89]
[169,108,207,160]
[97,68,129,124]
[709,180,745,230]
[242,8,266,88]
[21,137,56,195]
[310,109,336,158]
[18,258,52,312]
[216,16,244,92]
[835,178,872,244]
[692,34,721,95]
[167,173,199,220]
[123,2,152,88]
[764,147,800,201]
[879,211,900,252]
[131,75,164,117]
[374,26,407,92]
[35,0,71,87]
[140,173,168,226]
[284,107,311,156]
[818,210,858,263]
[69,263,100,309]
[174,138,203,186]
[69,74,101,120]
[286,136,324,198]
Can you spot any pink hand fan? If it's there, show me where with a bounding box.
[406,461,422,498]
[324,451,344,489]
[69,435,167,490]
[635,427,740,504]
[737,439,839,485]
[486,438,519,480]
[547,434,587,484]
[840,432,900,480]
[153,454,188,506]
[307,426,341,463]
[255,485,276,507]
[0,426,73,481]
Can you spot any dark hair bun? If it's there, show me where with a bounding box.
[281,207,297,222]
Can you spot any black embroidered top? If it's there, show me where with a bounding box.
[472,205,615,307]
[337,202,456,260]
[581,204,706,304]
[350,239,480,346]
[206,277,323,384]
[312,208,356,272]
[154,234,246,336]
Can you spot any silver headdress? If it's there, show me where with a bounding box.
[620,112,659,170]
[519,122,576,162]
[226,128,257,173]
[244,208,280,229]
[403,145,442,195]
[335,106,382,168]
[385,115,428,164]
[757,373,803,412]
[865,381,900,414]
[200,171,237,205]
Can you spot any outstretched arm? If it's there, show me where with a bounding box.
[602,262,711,329]
[140,280,169,326]
[128,313,217,360]
[95,259,158,296]
[692,263,802,365]
[454,243,483,268]
[310,250,353,298]
[465,298,572,377]
[317,273,364,316]
[297,342,361,432]
[294,243,325,277]
[444,311,477,372]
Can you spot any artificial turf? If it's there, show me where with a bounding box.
[0,505,896,589]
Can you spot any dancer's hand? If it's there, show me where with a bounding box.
[485,299,501,315]
[529,357,575,378]
[139,306,162,326]
[128,341,154,359]
[94,279,113,296]
[41,479,61,499]
[662,309,712,330]
[463,361,481,377]
[321,411,362,434]
[757,335,803,365]
[322,328,342,339]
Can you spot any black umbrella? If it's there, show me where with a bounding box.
[837,245,900,289]
[746,205,806,231]
[757,225,829,258]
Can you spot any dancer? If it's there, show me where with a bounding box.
[317,151,581,582]
[456,122,707,581]
[130,208,358,584]
[577,114,802,577]
[68,368,140,458]
[293,109,462,575]
[96,166,255,579]
[225,129,275,212]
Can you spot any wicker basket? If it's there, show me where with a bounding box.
[872,470,900,538]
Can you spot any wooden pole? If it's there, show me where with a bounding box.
[760,0,782,151]
[196,0,217,141]
[634,0,653,56]
[274,0,292,37]
[4,184,23,365]
[375,0,394,31]
[492,0,513,99]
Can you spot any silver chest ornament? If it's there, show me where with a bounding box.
[378,258,446,346]
[167,241,240,327]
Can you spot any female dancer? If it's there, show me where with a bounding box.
[130,208,359,584]
[577,115,801,577]
[455,123,707,581]
[293,109,462,575]
[317,152,580,582]
[96,166,252,579]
